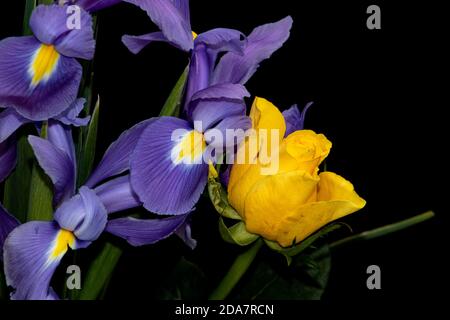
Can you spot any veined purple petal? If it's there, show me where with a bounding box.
[95,175,141,214]
[55,98,90,127]
[0,36,82,121]
[0,204,20,261]
[130,117,208,215]
[54,187,107,241]
[189,84,249,131]
[185,44,211,107]
[85,118,156,188]
[124,0,193,52]
[3,221,74,300]
[212,16,293,85]
[171,0,190,23]
[122,32,178,54]
[75,0,122,12]
[0,137,17,183]
[205,115,251,150]
[0,109,30,143]
[283,102,313,136]
[28,135,75,206]
[175,218,197,250]
[47,120,76,167]
[30,5,95,60]
[106,214,188,246]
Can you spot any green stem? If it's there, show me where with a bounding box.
[209,239,263,300]
[329,210,435,250]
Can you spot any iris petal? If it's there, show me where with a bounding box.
[212,16,293,85]
[130,117,208,215]
[124,0,193,52]
[30,4,95,60]
[0,36,82,121]
[3,221,71,300]
[106,214,189,246]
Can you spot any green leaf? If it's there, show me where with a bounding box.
[75,242,122,300]
[77,97,100,187]
[208,177,242,220]
[264,223,342,265]
[158,257,208,300]
[235,245,332,300]
[3,132,34,222]
[26,123,54,221]
[22,0,36,36]
[219,217,259,246]
[159,65,189,117]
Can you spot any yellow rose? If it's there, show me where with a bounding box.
[228,97,366,247]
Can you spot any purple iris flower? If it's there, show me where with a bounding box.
[121,0,293,215]
[0,4,95,121]
[0,119,194,300]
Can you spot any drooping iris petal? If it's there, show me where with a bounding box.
[95,175,141,214]
[195,28,245,54]
[0,36,82,121]
[75,0,122,12]
[28,136,75,205]
[130,117,208,215]
[85,118,156,188]
[55,98,90,127]
[0,109,29,143]
[122,32,177,54]
[124,0,193,52]
[0,204,20,260]
[174,218,197,250]
[0,137,17,183]
[212,16,293,85]
[282,102,313,136]
[54,187,107,241]
[189,84,250,130]
[106,214,188,246]
[3,221,76,300]
[30,4,95,60]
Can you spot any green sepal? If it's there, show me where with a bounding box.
[219,217,260,246]
[159,65,189,117]
[264,223,343,265]
[208,176,242,220]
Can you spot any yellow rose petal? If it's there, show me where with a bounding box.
[274,172,366,247]
[243,170,320,242]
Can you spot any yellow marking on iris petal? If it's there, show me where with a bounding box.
[30,44,60,86]
[176,130,206,164]
[49,229,75,261]
[192,31,198,40]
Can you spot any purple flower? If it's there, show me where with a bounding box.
[1,119,194,300]
[282,102,313,137]
[122,1,293,215]
[0,5,95,121]
[121,0,293,113]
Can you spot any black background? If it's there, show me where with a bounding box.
[1,0,445,301]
